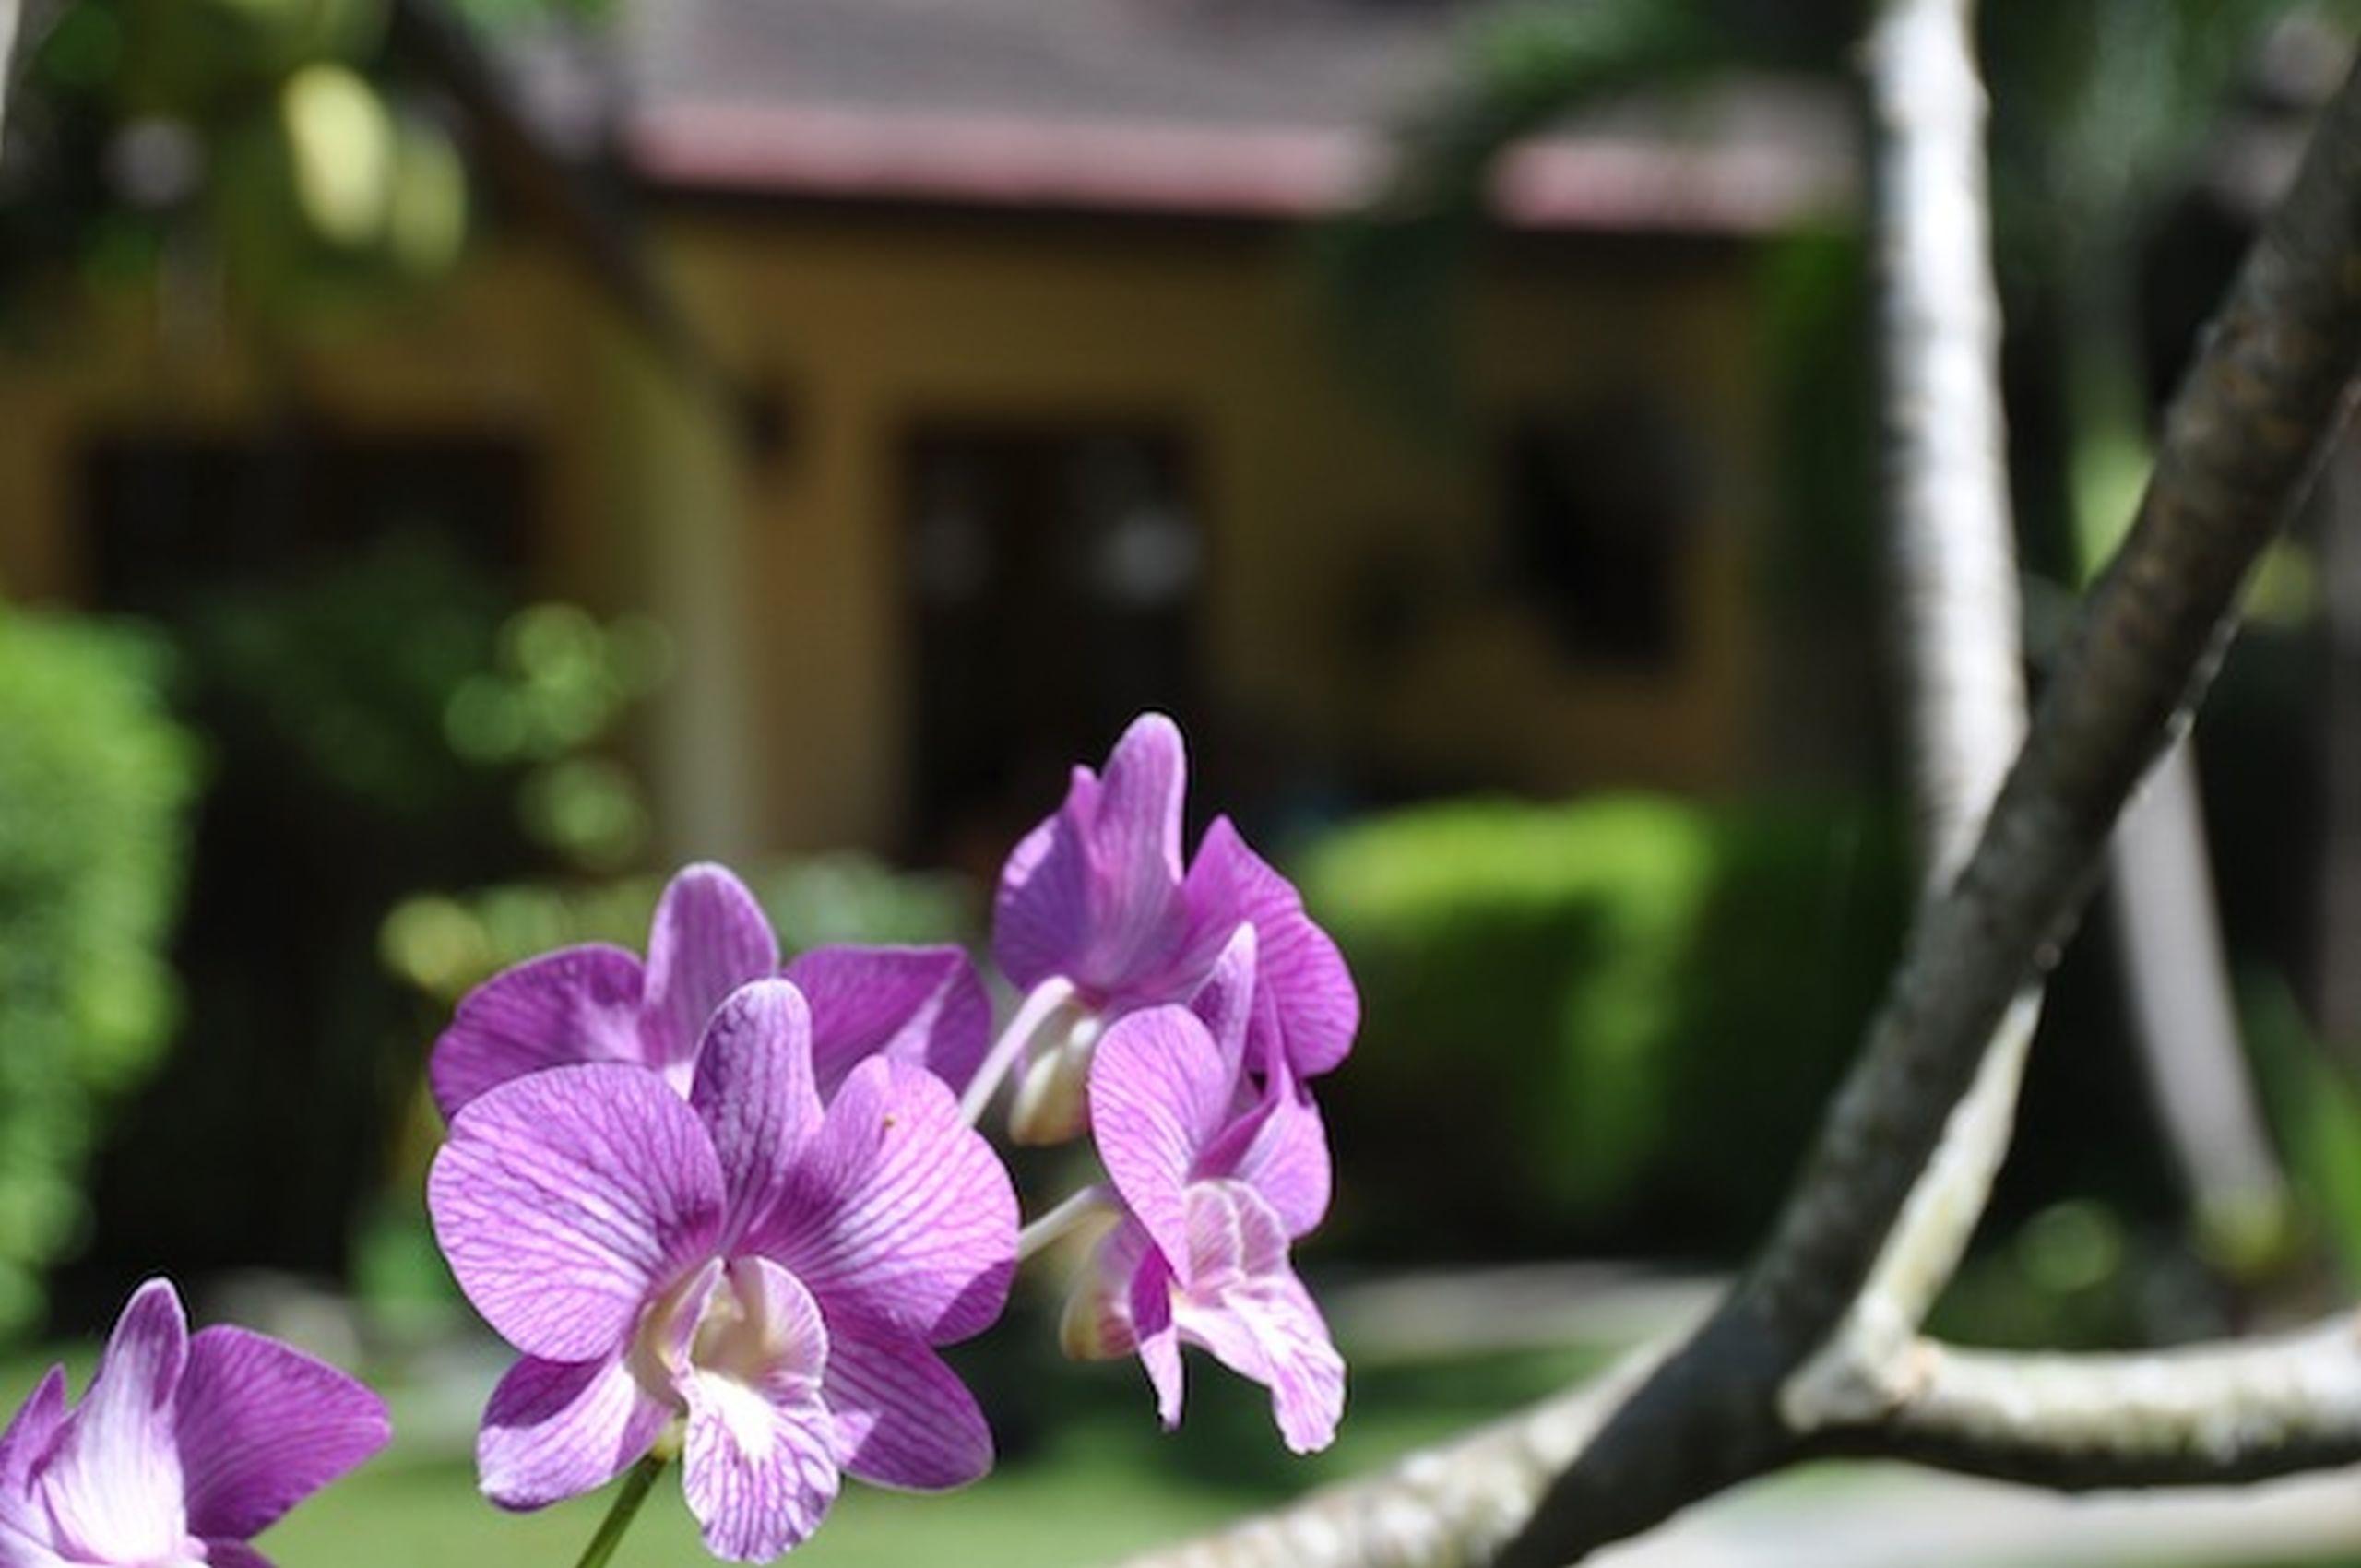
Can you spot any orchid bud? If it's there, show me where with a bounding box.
[1008,1003,1103,1145]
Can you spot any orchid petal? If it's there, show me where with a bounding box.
[1130,1252,1184,1431]
[476,1354,668,1513]
[1089,1007,1238,1270]
[175,1325,389,1539]
[681,1373,838,1563]
[785,944,992,1099]
[430,1064,725,1362]
[0,1370,66,1553]
[1173,1275,1345,1455]
[824,1319,992,1491]
[991,767,1098,992]
[36,1279,188,1564]
[1183,817,1358,1077]
[690,981,824,1245]
[0,1519,68,1568]
[428,944,647,1121]
[1184,924,1257,1082]
[643,865,779,1083]
[995,716,1192,999]
[1201,1066,1333,1239]
[1080,714,1190,985]
[0,1369,65,1491]
[758,1059,1016,1343]
[199,1543,273,1568]
[677,1268,836,1566]
[1172,1183,1343,1454]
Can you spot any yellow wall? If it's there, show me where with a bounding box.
[0,209,1777,859]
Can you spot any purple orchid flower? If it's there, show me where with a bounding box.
[0,1277,387,1568]
[430,862,989,1118]
[430,977,1017,1562]
[1059,928,1342,1454]
[989,713,1358,1142]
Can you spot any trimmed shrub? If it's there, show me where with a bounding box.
[1299,793,1906,1261]
[0,612,196,1333]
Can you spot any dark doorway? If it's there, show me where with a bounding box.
[73,425,544,1299]
[902,422,1204,873]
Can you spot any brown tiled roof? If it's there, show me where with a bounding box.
[608,0,1854,232]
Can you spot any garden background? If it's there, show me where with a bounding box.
[6,0,2361,1562]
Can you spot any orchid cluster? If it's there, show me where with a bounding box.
[0,715,1354,1563]
[423,712,1355,1559]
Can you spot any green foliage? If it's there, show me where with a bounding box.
[2246,975,2361,1290]
[189,530,666,869]
[0,612,196,1334]
[1299,792,1904,1259]
[6,0,528,327]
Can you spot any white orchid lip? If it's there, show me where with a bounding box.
[630,1257,823,1407]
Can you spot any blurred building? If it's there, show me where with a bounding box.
[0,0,1852,872]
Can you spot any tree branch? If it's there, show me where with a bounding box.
[1118,30,2361,1568]
[1813,1314,2361,1488]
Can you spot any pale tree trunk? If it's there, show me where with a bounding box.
[2109,746,2287,1225]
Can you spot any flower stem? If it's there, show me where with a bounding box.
[961,976,1077,1127]
[572,1452,669,1568]
[1018,1182,1115,1261]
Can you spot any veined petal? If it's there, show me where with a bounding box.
[1200,1066,1333,1239]
[757,1059,1016,1344]
[174,1326,388,1540]
[431,1065,725,1362]
[428,944,647,1121]
[785,945,992,1099]
[1089,1008,1238,1270]
[1182,818,1358,1078]
[1078,715,1190,987]
[0,1369,65,1490]
[0,1370,66,1552]
[643,865,780,1083]
[1184,924,1257,1084]
[477,1354,668,1512]
[1173,1273,1344,1455]
[1130,1253,1184,1431]
[680,1372,838,1562]
[992,768,1097,991]
[824,1321,991,1491]
[691,982,824,1245]
[1180,1180,1292,1291]
[36,1279,188,1564]
[1171,1183,1343,1454]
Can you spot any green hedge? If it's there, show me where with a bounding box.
[0,612,196,1332]
[1299,793,1906,1261]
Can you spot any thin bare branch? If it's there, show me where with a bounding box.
[1112,1344,1667,1568]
